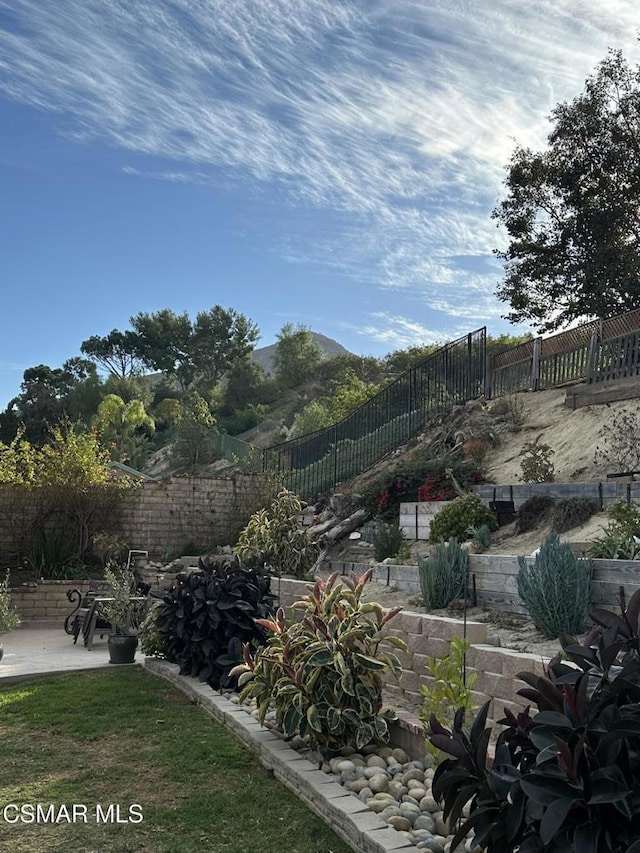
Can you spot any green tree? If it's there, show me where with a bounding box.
[94,394,155,463]
[272,323,324,387]
[292,369,381,436]
[129,306,259,391]
[191,306,260,387]
[81,329,144,378]
[130,309,193,389]
[171,392,217,472]
[7,359,103,444]
[493,49,640,332]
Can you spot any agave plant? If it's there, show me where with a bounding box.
[428,588,640,853]
[231,569,407,753]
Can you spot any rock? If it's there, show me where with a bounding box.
[388,780,408,799]
[391,747,410,764]
[335,760,356,774]
[399,802,421,820]
[486,632,502,647]
[419,795,439,813]
[369,774,390,794]
[340,769,358,784]
[366,754,388,770]
[413,814,436,832]
[407,787,427,801]
[348,778,371,794]
[434,813,449,836]
[367,795,395,813]
[321,762,332,774]
[380,805,402,821]
[402,768,425,784]
[407,778,425,790]
[358,788,373,803]
[387,816,413,832]
[419,840,444,853]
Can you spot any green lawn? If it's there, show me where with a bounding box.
[0,668,353,853]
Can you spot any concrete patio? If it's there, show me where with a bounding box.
[0,624,143,683]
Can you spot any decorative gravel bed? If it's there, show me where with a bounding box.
[226,693,480,853]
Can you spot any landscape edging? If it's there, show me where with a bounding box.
[144,658,422,853]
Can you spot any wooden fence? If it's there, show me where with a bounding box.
[472,481,640,511]
[490,307,640,396]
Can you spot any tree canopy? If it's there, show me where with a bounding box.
[493,49,640,332]
[272,323,324,387]
[129,306,259,390]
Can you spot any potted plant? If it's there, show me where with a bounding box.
[0,570,22,663]
[102,565,141,664]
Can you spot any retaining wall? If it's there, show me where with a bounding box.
[10,580,92,625]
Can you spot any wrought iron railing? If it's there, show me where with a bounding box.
[264,328,487,500]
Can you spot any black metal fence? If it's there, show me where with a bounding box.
[264,328,487,500]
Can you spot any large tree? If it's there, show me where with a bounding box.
[493,49,640,333]
[129,306,259,391]
[81,329,143,378]
[272,323,324,387]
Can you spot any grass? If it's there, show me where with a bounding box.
[0,668,353,853]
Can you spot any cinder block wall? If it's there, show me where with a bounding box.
[120,475,271,558]
[10,580,92,625]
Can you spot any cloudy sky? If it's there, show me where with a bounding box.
[1,1,639,407]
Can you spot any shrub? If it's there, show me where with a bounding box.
[551,497,599,533]
[235,489,319,578]
[0,570,21,635]
[417,539,469,609]
[138,602,167,658]
[461,437,491,469]
[372,522,409,562]
[362,457,484,520]
[466,522,492,552]
[418,636,476,766]
[490,394,526,428]
[429,494,497,543]
[517,532,592,638]
[516,494,556,533]
[155,556,276,690]
[428,589,640,853]
[232,570,406,753]
[519,436,555,483]
[594,407,640,472]
[588,500,640,559]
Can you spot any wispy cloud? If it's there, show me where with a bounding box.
[1,0,639,326]
[348,312,471,350]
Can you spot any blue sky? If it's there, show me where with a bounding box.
[1,1,640,409]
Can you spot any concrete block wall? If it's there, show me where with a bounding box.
[120,474,271,558]
[10,580,92,625]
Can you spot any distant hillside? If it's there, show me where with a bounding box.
[251,332,352,376]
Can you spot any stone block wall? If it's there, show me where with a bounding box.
[10,580,92,625]
[120,474,272,558]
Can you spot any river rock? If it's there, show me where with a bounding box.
[369,774,389,794]
[366,754,388,770]
[387,816,413,832]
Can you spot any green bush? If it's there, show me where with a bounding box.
[232,570,406,753]
[519,436,555,483]
[155,556,276,689]
[362,456,484,521]
[235,489,319,578]
[588,500,640,559]
[417,539,469,609]
[418,636,476,766]
[466,522,492,552]
[428,589,640,853]
[138,602,167,658]
[516,494,555,533]
[552,497,599,532]
[429,494,497,543]
[372,522,409,562]
[517,532,592,638]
